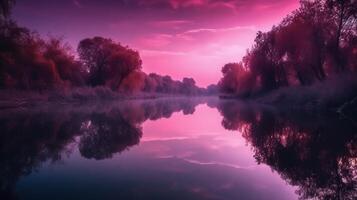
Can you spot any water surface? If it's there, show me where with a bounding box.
[1,98,356,200]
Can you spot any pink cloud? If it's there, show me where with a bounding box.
[137,34,174,48]
[180,25,257,35]
[134,24,263,86]
[14,0,301,87]
[148,20,192,29]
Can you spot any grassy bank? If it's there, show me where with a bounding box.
[220,74,357,112]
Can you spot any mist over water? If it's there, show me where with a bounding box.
[0,98,356,200]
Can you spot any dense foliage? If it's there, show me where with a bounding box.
[219,0,357,97]
[0,22,85,90]
[0,0,209,95]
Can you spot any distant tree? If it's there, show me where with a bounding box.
[119,71,146,93]
[181,77,196,95]
[219,63,240,93]
[206,84,219,94]
[161,75,175,93]
[219,63,255,96]
[141,73,204,95]
[77,37,142,90]
[143,73,158,92]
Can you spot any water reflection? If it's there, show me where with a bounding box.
[216,100,357,200]
[0,98,205,199]
[0,98,356,199]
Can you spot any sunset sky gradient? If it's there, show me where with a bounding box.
[13,0,300,87]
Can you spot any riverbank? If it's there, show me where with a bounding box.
[0,87,216,109]
[220,74,357,113]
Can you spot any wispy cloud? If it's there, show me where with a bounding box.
[140,49,188,56]
[137,25,257,48]
[137,34,174,48]
[148,20,192,28]
[182,158,256,170]
[181,25,257,35]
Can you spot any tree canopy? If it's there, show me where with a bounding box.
[219,0,357,96]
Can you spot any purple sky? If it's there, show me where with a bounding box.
[13,0,300,87]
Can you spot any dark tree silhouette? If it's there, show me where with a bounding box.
[219,63,255,96]
[44,38,85,87]
[0,21,84,90]
[326,0,357,71]
[0,110,83,199]
[219,0,357,97]
[77,37,142,89]
[326,0,357,47]
[78,111,142,160]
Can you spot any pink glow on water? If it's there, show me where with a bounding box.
[136,103,298,199]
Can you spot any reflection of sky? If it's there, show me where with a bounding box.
[16,104,298,200]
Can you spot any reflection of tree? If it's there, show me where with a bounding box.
[78,111,142,160]
[217,101,357,200]
[0,111,83,199]
[78,98,204,159]
[0,98,204,198]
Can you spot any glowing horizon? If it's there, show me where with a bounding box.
[13,0,300,87]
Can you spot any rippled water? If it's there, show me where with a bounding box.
[0,98,356,200]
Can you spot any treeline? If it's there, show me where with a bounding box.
[219,0,356,97]
[0,1,209,95]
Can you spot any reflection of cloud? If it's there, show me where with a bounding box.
[182,158,256,170]
[213,135,245,147]
[154,155,256,170]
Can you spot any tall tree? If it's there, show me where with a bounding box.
[77,37,142,89]
[326,0,357,70]
[326,0,357,47]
